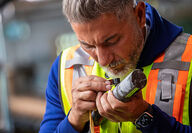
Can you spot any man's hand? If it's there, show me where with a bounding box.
[68,75,111,132]
[96,90,149,123]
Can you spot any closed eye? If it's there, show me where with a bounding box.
[104,36,121,46]
[79,40,95,49]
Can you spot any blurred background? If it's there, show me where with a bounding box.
[0,0,191,133]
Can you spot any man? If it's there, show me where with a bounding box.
[39,0,192,132]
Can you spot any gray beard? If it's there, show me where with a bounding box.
[100,64,135,80]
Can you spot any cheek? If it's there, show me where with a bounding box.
[115,40,133,60]
[117,31,144,61]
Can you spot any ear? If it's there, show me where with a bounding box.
[134,2,146,29]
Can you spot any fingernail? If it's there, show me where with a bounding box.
[106,85,112,90]
[105,80,111,85]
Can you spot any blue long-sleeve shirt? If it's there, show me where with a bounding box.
[39,3,191,133]
[39,55,78,133]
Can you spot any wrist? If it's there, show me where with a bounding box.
[133,101,149,122]
[134,103,154,129]
[68,109,86,132]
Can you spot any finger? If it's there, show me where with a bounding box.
[100,93,114,115]
[107,90,126,111]
[108,90,122,104]
[96,92,105,113]
[108,90,144,113]
[101,92,123,118]
[72,75,108,89]
[78,90,97,101]
[77,81,111,92]
[96,92,118,120]
[74,100,96,112]
[79,75,109,82]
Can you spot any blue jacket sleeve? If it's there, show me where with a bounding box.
[140,104,191,133]
[39,56,78,133]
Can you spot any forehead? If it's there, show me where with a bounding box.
[71,14,131,43]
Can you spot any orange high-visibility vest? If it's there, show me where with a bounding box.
[58,33,192,133]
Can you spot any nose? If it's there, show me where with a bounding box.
[96,47,113,66]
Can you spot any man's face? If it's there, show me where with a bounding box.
[71,3,146,78]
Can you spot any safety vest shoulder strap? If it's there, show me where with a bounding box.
[58,45,94,115]
[146,32,192,124]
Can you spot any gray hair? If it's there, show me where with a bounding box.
[63,0,137,23]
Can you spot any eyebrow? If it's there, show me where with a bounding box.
[79,34,118,46]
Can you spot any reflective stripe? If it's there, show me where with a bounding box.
[72,65,87,83]
[65,47,93,68]
[173,33,190,44]
[152,61,190,71]
[65,57,94,68]
[75,47,90,58]
[164,33,188,61]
